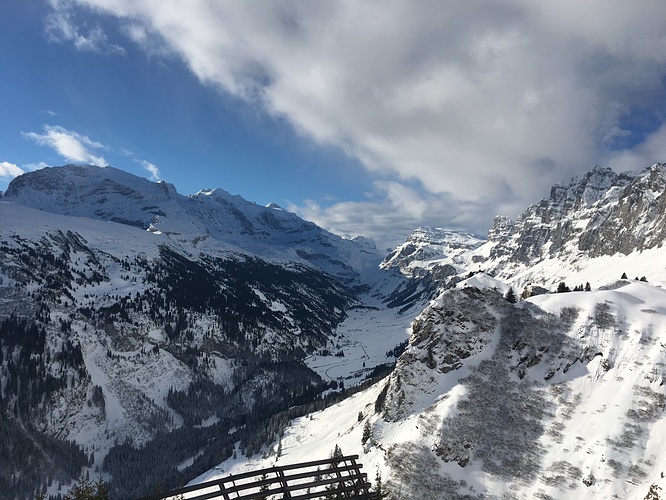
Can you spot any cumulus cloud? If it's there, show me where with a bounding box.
[608,124,666,173]
[55,0,666,241]
[23,162,52,172]
[24,125,107,167]
[0,162,25,180]
[45,0,125,54]
[288,181,494,251]
[136,159,161,181]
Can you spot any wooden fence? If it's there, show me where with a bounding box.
[136,454,374,500]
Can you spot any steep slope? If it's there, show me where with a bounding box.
[190,162,666,500]
[381,227,484,278]
[0,200,365,498]
[4,165,382,283]
[0,164,434,499]
[202,283,666,500]
[468,164,666,290]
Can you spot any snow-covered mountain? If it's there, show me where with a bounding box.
[5,162,666,500]
[468,164,666,291]
[4,165,381,283]
[381,227,484,278]
[207,281,666,499]
[189,163,666,500]
[0,165,429,499]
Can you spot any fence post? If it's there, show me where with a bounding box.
[275,466,291,499]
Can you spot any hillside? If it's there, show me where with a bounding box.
[0,166,428,499]
[3,162,666,499]
[198,279,666,500]
[191,164,666,500]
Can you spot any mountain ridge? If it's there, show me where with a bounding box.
[187,162,666,500]
[3,162,666,499]
[458,163,666,291]
[4,164,383,284]
[0,165,430,498]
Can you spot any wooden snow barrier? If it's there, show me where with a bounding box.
[137,454,374,499]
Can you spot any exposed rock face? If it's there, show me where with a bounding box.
[382,227,484,278]
[480,164,666,278]
[381,287,503,422]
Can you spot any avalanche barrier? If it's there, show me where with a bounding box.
[136,454,373,499]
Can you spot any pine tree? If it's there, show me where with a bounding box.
[372,470,390,499]
[504,287,517,303]
[557,282,570,293]
[64,476,109,500]
[362,421,372,445]
[331,444,344,466]
[585,282,591,291]
[621,272,628,279]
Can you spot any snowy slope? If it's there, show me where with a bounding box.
[4,165,383,282]
[0,198,398,499]
[186,163,666,500]
[6,161,666,499]
[0,162,432,499]
[193,282,666,500]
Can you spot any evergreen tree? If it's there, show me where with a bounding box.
[556,282,570,293]
[585,282,591,291]
[372,470,390,499]
[331,444,344,466]
[362,421,372,445]
[621,272,628,279]
[504,287,517,304]
[64,476,109,500]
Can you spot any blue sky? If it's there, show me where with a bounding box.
[3,1,666,249]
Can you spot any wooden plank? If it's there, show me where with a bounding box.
[134,455,371,500]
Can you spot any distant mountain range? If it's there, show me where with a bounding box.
[469,164,666,290]
[2,163,666,499]
[189,162,666,500]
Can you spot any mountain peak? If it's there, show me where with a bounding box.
[4,164,383,281]
[474,162,666,287]
[382,226,484,276]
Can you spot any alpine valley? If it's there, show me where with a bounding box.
[2,163,666,500]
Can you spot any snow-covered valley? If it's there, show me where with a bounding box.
[2,163,666,499]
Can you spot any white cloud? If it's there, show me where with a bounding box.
[121,22,171,58]
[288,181,493,250]
[136,159,161,181]
[24,125,107,167]
[0,162,25,180]
[56,1,666,240]
[608,124,666,173]
[23,162,52,172]
[45,0,125,54]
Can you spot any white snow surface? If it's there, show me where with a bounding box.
[4,165,384,281]
[192,281,666,499]
[5,163,666,499]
